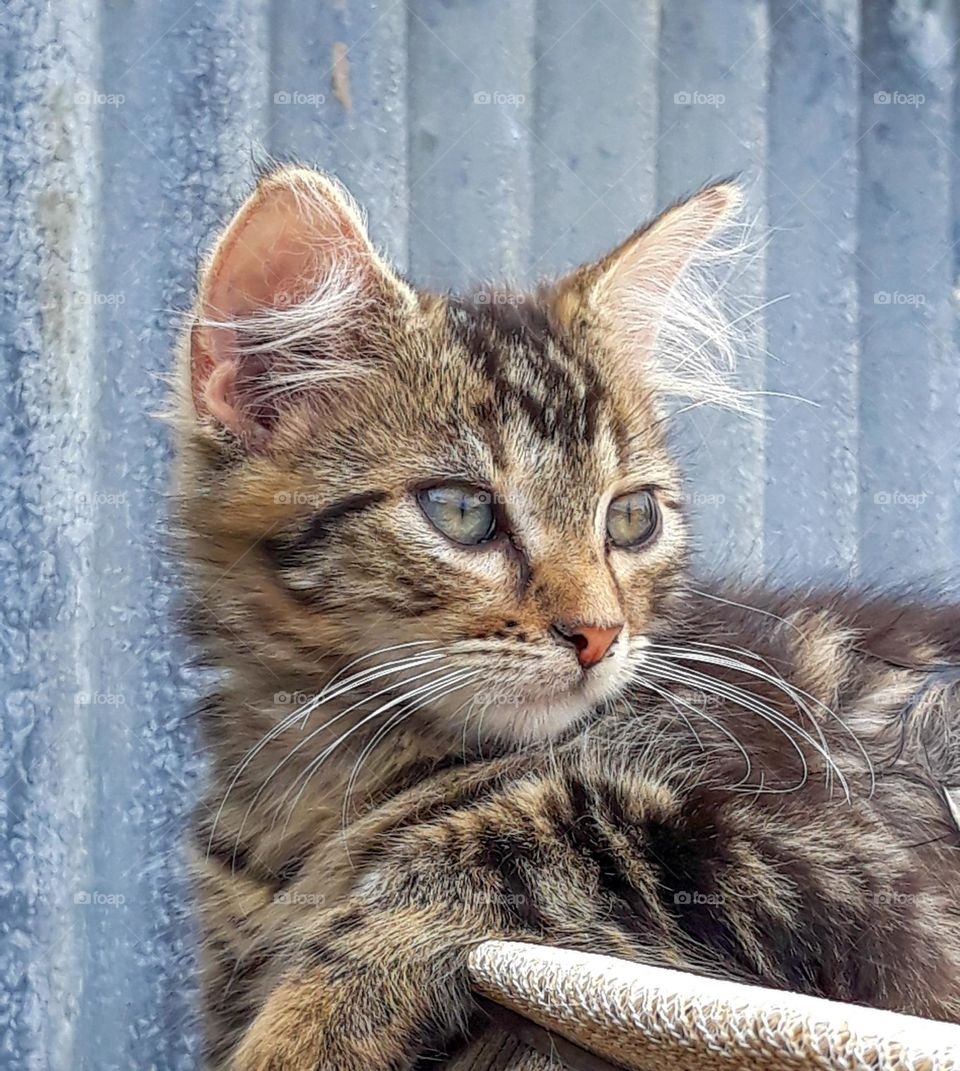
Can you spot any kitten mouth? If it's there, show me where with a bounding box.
[452,646,634,743]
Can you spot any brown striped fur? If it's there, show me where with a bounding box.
[172,167,960,1069]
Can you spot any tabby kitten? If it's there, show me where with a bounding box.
[175,166,960,1070]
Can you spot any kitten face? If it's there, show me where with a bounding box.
[257,296,688,741]
[177,167,738,743]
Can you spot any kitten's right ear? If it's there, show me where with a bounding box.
[190,166,411,447]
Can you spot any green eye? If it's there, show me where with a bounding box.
[606,490,659,548]
[417,485,497,545]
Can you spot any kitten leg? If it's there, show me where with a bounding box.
[227,893,505,1070]
[225,774,648,1070]
[227,764,960,1070]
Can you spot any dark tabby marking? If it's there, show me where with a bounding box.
[263,489,389,569]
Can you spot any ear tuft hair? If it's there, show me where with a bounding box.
[556,181,759,413]
[188,165,413,446]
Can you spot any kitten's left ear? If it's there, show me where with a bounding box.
[552,182,743,401]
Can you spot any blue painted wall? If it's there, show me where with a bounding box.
[1,1,957,1067]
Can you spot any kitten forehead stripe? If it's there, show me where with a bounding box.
[447,297,604,447]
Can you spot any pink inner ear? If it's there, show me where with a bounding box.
[190,179,369,434]
[205,189,357,327]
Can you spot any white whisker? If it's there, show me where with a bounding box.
[670,639,875,793]
[631,670,754,789]
[278,669,483,835]
[652,644,835,789]
[229,655,456,855]
[642,658,821,795]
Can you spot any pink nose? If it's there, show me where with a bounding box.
[553,623,623,668]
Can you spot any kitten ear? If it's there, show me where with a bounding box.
[190,166,411,446]
[554,182,744,405]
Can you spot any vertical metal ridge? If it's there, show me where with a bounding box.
[271,0,410,268]
[0,2,103,1068]
[948,2,960,577]
[763,0,861,583]
[406,0,535,289]
[530,0,660,276]
[90,2,273,1068]
[856,0,958,587]
[655,0,770,578]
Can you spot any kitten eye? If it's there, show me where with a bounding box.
[417,485,497,546]
[606,490,660,548]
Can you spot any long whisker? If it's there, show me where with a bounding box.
[340,681,479,830]
[317,640,435,700]
[278,669,483,835]
[651,644,858,798]
[631,670,754,788]
[641,658,821,796]
[685,587,805,634]
[653,689,706,754]
[644,660,809,794]
[652,644,834,790]
[229,656,455,858]
[642,655,814,792]
[205,699,328,863]
[675,638,875,793]
[304,649,448,716]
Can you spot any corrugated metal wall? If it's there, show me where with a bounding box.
[1,1,958,1067]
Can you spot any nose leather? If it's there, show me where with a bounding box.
[555,623,623,668]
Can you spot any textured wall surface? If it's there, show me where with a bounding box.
[1,1,958,1068]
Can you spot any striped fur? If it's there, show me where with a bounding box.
[172,167,960,1070]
